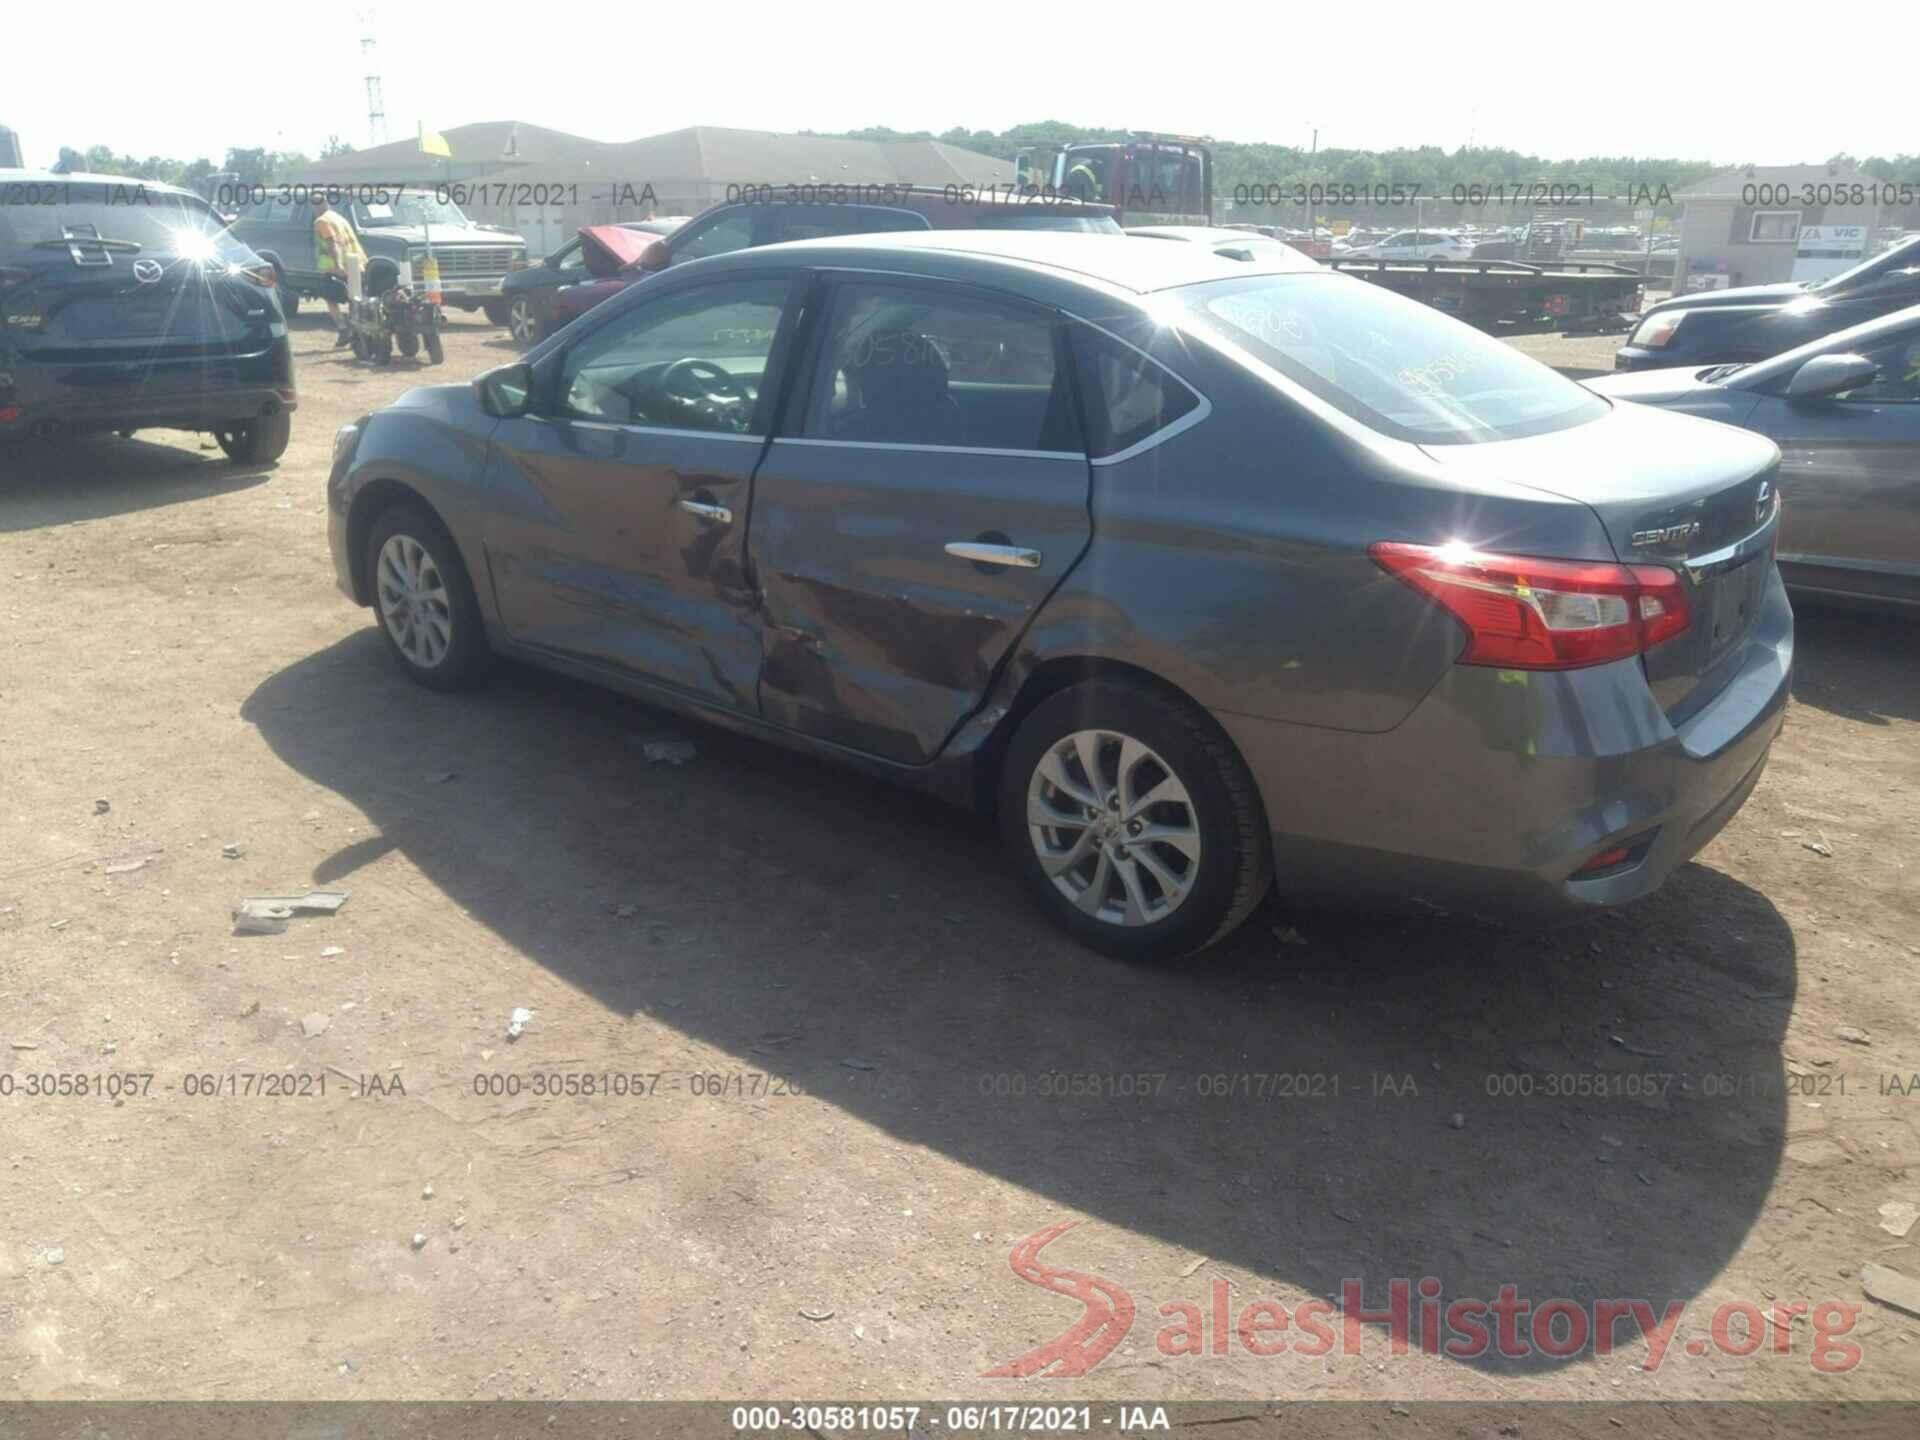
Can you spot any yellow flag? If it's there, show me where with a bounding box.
[419,127,451,159]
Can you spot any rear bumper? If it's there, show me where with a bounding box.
[0,344,295,435]
[1221,570,1794,916]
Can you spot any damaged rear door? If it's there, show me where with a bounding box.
[748,274,1092,763]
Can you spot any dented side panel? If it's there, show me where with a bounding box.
[748,439,1093,764]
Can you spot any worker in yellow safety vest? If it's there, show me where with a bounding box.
[311,194,367,348]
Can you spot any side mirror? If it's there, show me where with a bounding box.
[638,239,671,272]
[475,362,534,418]
[1786,352,1878,401]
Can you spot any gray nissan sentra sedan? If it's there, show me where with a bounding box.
[326,230,1793,959]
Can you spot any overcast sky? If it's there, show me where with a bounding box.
[11,4,1917,169]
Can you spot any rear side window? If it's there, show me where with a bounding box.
[974,212,1122,234]
[802,281,1078,451]
[774,205,926,243]
[1071,326,1202,458]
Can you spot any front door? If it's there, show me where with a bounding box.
[481,273,801,710]
[1758,327,1920,602]
[748,275,1093,763]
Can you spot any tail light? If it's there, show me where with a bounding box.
[1370,542,1691,670]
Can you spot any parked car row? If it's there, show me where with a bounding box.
[328,228,1798,958]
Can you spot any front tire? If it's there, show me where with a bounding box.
[212,412,292,465]
[507,296,540,346]
[998,681,1270,960]
[365,503,485,690]
[422,325,445,365]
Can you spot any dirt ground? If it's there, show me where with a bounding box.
[2,308,1917,1409]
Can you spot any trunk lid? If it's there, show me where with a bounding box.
[1420,400,1782,718]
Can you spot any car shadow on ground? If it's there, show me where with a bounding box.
[244,634,1796,1375]
[0,434,274,532]
[1788,601,1920,726]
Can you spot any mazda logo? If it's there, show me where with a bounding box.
[132,259,163,284]
[1755,479,1772,525]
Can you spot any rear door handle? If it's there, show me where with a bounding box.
[677,499,733,525]
[945,541,1041,569]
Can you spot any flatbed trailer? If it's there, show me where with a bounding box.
[1325,256,1644,334]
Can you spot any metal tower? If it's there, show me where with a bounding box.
[359,4,387,147]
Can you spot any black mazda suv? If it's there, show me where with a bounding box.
[0,173,296,462]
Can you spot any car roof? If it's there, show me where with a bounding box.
[729,229,1324,294]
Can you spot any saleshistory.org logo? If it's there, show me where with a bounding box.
[982,1223,1863,1377]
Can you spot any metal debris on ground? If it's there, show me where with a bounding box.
[506,1007,534,1042]
[1879,1201,1919,1237]
[233,891,350,936]
[641,739,698,766]
[1836,1025,1872,1046]
[45,1248,64,1265]
[300,1012,332,1039]
[1862,1263,1920,1318]
[103,858,149,875]
[1608,1034,1666,1058]
[410,1232,428,1250]
[222,843,246,859]
[1801,837,1835,857]
[1179,1255,1209,1278]
[799,1308,834,1322]
[320,946,344,958]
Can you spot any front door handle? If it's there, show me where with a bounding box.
[678,499,733,525]
[945,541,1041,569]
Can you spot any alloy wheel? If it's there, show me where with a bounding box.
[376,533,454,670]
[1026,729,1203,927]
[509,298,537,344]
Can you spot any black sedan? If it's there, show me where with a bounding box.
[1616,234,1920,371]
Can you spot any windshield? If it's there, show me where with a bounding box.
[1180,272,1608,445]
[1812,233,1920,292]
[352,192,470,230]
[0,182,256,261]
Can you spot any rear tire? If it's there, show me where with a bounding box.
[365,502,485,691]
[396,331,420,359]
[212,412,292,465]
[998,680,1271,960]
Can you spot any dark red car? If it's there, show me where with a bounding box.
[547,187,1121,331]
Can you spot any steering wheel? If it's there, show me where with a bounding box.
[662,357,750,406]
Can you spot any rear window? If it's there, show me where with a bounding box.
[0,182,256,262]
[1179,273,1607,445]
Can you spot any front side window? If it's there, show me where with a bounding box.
[1838,333,1920,403]
[672,211,757,262]
[557,278,789,433]
[553,241,587,273]
[802,282,1076,451]
[1181,272,1607,445]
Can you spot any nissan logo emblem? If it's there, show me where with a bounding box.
[132,259,163,284]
